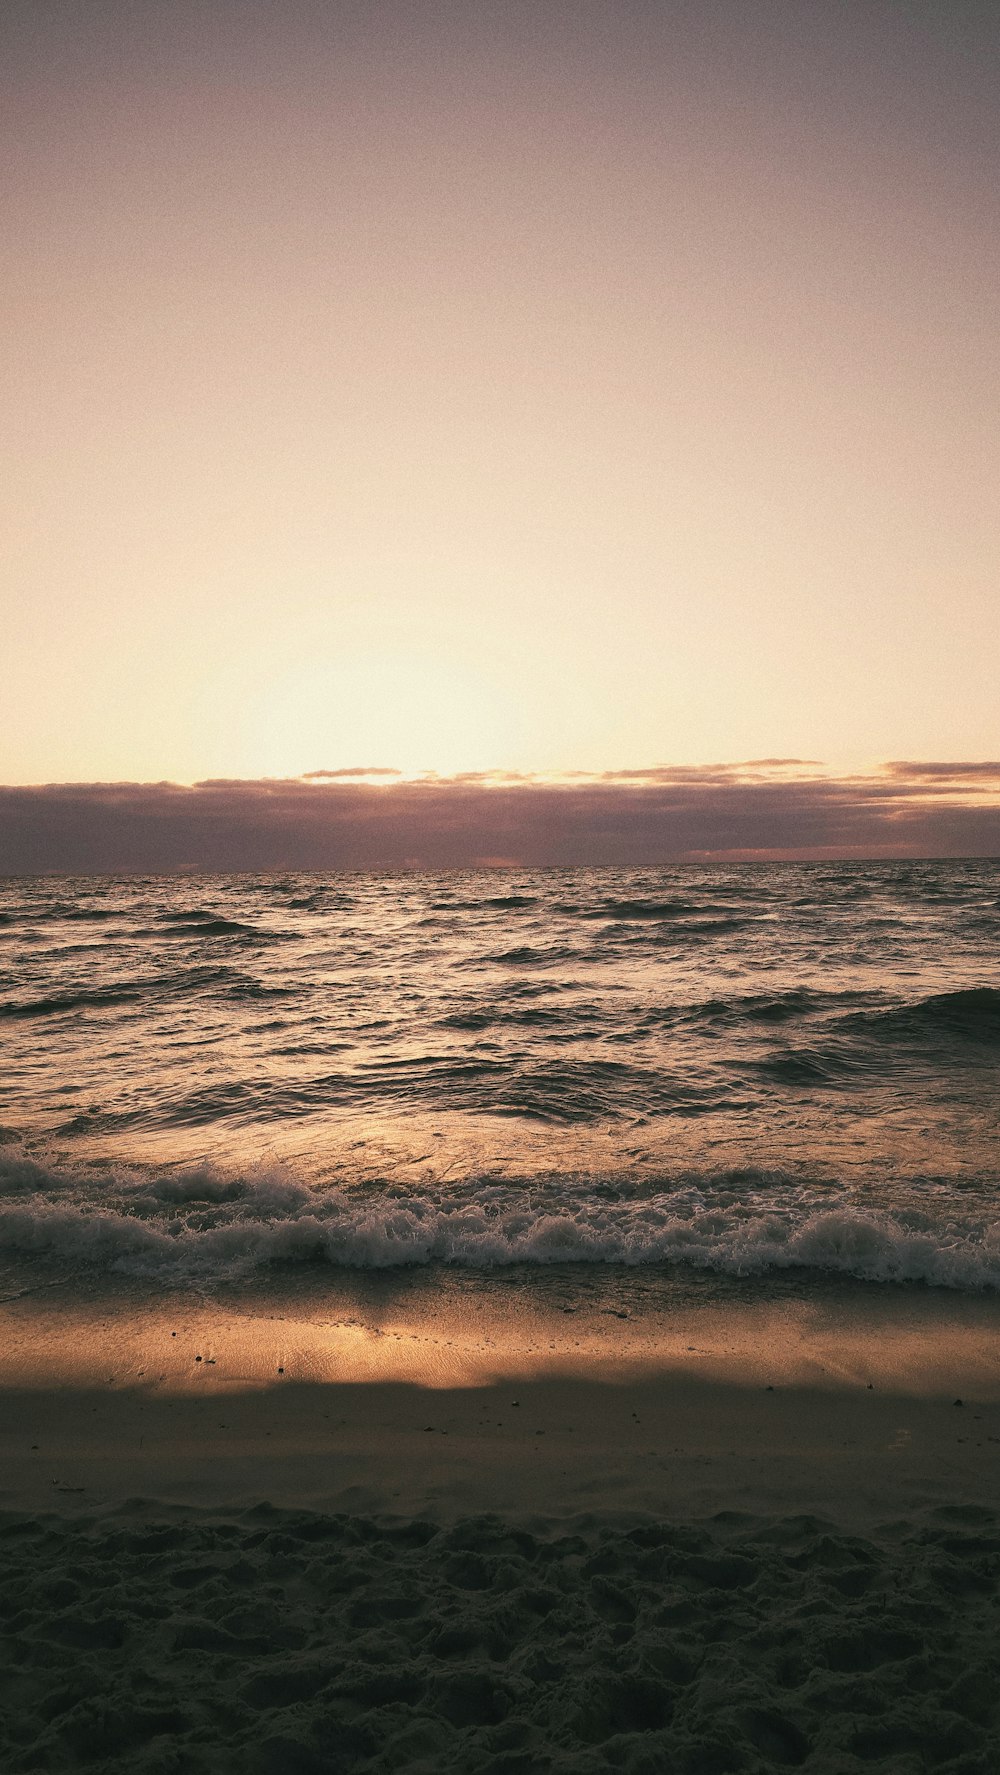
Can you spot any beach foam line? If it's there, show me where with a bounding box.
[1,1145,999,1288]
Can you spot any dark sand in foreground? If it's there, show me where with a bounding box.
[2,1272,999,1771]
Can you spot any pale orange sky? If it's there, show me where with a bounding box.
[2,1,998,787]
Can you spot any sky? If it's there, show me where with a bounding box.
[2,2,998,865]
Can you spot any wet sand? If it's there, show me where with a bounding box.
[4,1368,1000,1527]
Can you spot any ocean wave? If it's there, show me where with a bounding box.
[101,1057,728,1127]
[54,906,125,923]
[428,894,538,912]
[736,996,1000,1083]
[0,984,148,1019]
[151,916,278,939]
[844,987,1000,1046]
[485,946,580,966]
[0,966,254,1020]
[580,899,706,920]
[1,1150,997,1290]
[659,916,754,935]
[742,1045,866,1086]
[156,908,231,924]
[680,988,870,1028]
[438,1005,576,1032]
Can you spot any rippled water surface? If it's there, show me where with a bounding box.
[2,863,999,1288]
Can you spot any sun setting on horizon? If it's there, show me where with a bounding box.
[3,0,998,821]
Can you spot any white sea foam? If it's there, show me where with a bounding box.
[1,1147,998,1290]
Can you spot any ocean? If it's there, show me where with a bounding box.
[2,860,999,1293]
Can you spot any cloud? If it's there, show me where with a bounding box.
[883,760,1000,782]
[1,764,999,872]
[736,758,824,769]
[300,767,403,779]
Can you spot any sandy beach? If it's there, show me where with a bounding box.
[2,1271,998,1772]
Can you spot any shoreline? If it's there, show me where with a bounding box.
[2,1268,999,1525]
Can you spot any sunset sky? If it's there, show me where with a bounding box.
[2,2,998,864]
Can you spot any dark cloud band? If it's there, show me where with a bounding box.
[2,765,999,871]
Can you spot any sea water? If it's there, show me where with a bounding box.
[2,862,999,1291]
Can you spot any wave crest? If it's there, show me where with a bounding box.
[1,1149,997,1291]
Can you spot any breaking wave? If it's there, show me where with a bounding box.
[1,1148,997,1290]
